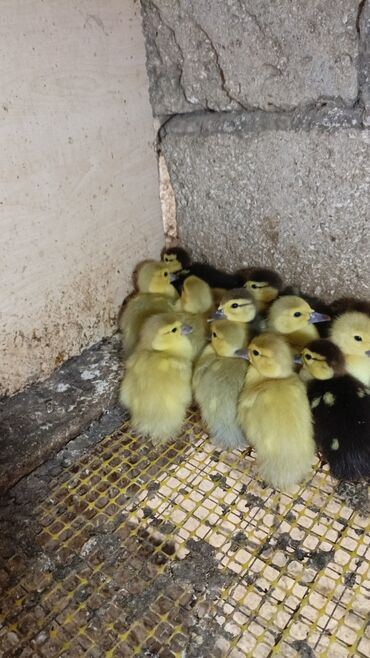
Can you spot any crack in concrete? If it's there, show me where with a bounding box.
[188,17,248,111]
[356,0,369,116]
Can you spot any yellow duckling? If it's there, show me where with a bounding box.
[237,333,314,489]
[238,267,283,313]
[193,320,248,449]
[175,275,214,359]
[210,288,257,324]
[119,261,178,356]
[330,311,370,386]
[119,314,193,444]
[267,295,330,352]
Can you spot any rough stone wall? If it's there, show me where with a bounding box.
[141,0,370,300]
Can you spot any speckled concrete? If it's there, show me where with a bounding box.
[0,336,123,493]
[161,109,370,301]
[141,0,360,115]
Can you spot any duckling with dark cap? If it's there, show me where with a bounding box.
[300,339,370,481]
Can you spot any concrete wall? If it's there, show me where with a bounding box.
[142,0,370,300]
[1,0,163,396]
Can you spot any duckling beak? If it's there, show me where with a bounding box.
[234,348,249,360]
[294,354,303,365]
[169,273,178,283]
[208,309,226,322]
[308,311,331,324]
[180,324,193,335]
[365,350,370,357]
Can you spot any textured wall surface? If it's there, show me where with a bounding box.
[142,0,370,300]
[161,110,370,300]
[142,0,360,114]
[1,1,163,396]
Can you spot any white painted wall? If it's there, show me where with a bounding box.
[0,0,163,395]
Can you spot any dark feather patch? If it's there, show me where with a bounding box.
[308,375,370,481]
[237,267,283,291]
[305,340,346,376]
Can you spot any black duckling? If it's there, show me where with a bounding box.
[300,339,370,481]
[238,267,283,314]
[162,246,244,290]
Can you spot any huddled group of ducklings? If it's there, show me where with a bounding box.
[119,246,370,491]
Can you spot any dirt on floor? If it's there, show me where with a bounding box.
[0,408,369,658]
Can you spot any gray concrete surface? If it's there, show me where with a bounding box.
[142,0,361,115]
[142,0,370,300]
[161,109,370,300]
[0,336,123,493]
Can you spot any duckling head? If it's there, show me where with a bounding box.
[161,246,191,273]
[177,275,213,314]
[137,261,177,298]
[240,268,283,308]
[331,311,370,357]
[210,289,256,323]
[210,320,246,357]
[247,333,294,378]
[140,313,193,357]
[302,340,346,380]
[269,295,330,334]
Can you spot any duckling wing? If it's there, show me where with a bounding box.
[120,350,192,442]
[194,354,248,448]
[119,294,175,356]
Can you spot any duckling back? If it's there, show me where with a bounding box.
[193,323,248,449]
[239,372,314,489]
[119,261,178,356]
[238,334,314,489]
[120,294,175,356]
[176,276,214,359]
[119,314,193,444]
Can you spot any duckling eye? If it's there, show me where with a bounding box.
[164,271,168,277]
[252,349,259,357]
[251,284,257,289]
[231,303,239,309]
[171,327,177,333]
[305,354,312,360]
[354,335,362,342]
[294,311,302,317]
[164,256,168,262]
[212,332,217,338]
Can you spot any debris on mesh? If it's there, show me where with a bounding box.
[0,410,369,658]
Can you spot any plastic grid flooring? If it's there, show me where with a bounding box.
[0,409,369,658]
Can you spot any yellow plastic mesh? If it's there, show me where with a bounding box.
[1,409,369,657]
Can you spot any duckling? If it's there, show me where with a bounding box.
[281,286,333,337]
[238,267,283,313]
[209,288,261,337]
[119,314,193,444]
[161,246,191,273]
[301,339,370,481]
[162,246,244,290]
[175,275,214,359]
[237,333,314,489]
[330,311,370,386]
[193,321,248,449]
[267,295,331,353]
[119,261,178,356]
